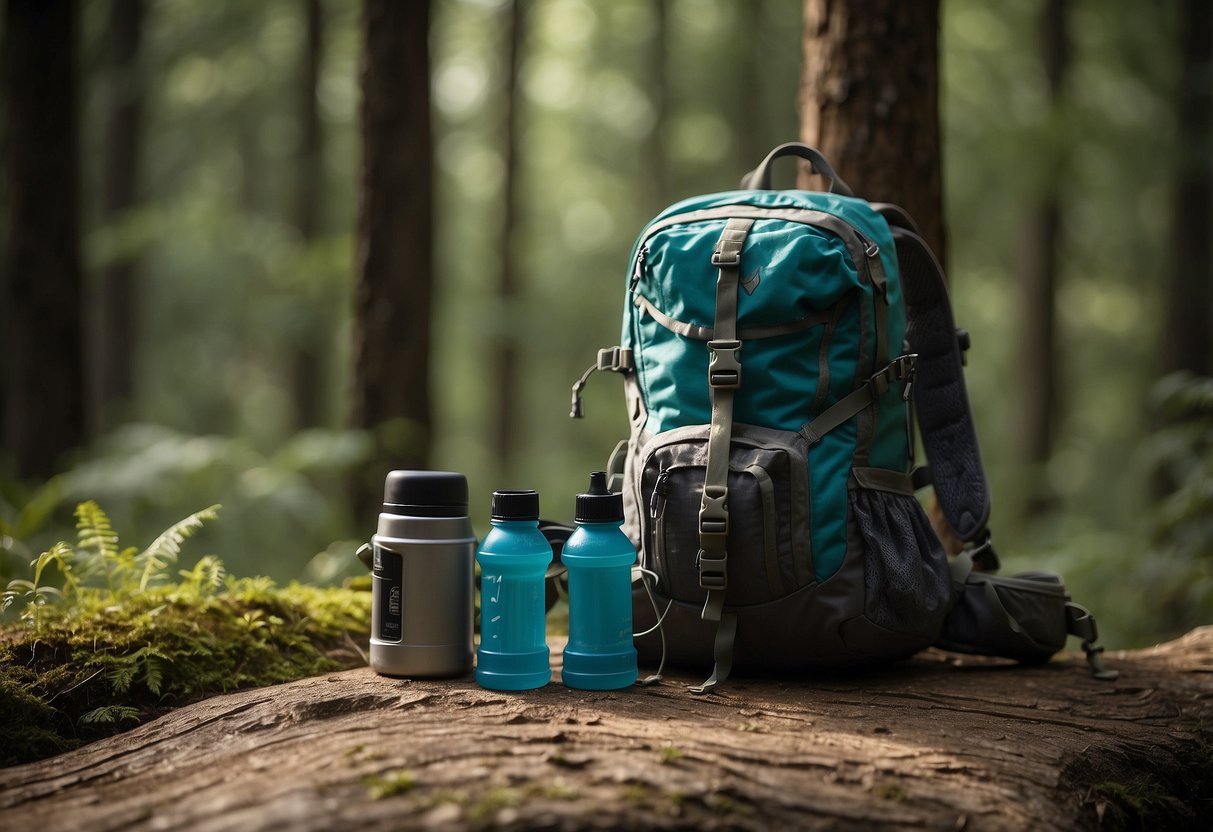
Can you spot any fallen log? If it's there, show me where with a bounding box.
[2,628,1211,830]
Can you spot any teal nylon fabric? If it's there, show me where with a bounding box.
[621,189,907,582]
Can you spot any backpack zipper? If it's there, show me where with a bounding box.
[630,245,649,292]
[853,229,886,299]
[854,228,879,258]
[648,468,671,576]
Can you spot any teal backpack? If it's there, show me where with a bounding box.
[571,143,1115,693]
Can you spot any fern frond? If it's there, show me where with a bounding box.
[143,655,164,696]
[136,505,220,592]
[76,501,119,561]
[179,555,226,596]
[30,542,76,597]
[106,663,137,694]
[79,705,140,726]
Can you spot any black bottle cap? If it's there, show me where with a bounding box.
[491,489,540,521]
[575,471,623,522]
[382,470,468,518]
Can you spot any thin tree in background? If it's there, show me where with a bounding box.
[645,0,670,214]
[91,0,145,434]
[1161,0,1213,379]
[291,0,327,429]
[735,0,765,178]
[491,0,525,482]
[798,0,945,265]
[2,0,86,481]
[349,0,433,520]
[1015,0,1069,514]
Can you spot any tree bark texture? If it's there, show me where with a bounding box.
[491,0,524,483]
[799,0,946,269]
[3,629,1212,830]
[1015,0,1070,512]
[90,0,145,435]
[349,0,433,519]
[1,0,86,481]
[291,0,328,430]
[1161,0,1213,378]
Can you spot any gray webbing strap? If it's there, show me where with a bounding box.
[693,217,753,695]
[1066,602,1119,681]
[689,613,737,695]
[800,354,917,447]
[867,236,891,371]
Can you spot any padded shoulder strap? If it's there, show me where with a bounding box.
[874,204,991,542]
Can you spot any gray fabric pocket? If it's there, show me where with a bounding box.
[936,571,1069,663]
[638,424,811,608]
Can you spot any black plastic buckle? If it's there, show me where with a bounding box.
[868,354,916,400]
[966,531,1000,572]
[698,484,729,590]
[697,553,728,591]
[708,340,742,389]
[699,484,728,537]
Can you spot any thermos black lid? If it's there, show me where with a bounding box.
[382,470,468,517]
[491,489,540,520]
[575,471,623,522]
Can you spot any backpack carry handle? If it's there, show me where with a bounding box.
[741,142,854,196]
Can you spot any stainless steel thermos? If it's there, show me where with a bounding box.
[369,470,476,678]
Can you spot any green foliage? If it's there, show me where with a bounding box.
[1149,373,1213,550]
[0,502,370,768]
[36,0,1199,654]
[0,424,373,589]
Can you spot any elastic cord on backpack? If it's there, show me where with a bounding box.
[632,566,671,686]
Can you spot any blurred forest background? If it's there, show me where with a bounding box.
[1,0,1210,649]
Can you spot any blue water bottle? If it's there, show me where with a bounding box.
[562,471,638,690]
[475,489,552,690]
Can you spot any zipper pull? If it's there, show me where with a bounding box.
[649,469,670,519]
[855,230,879,258]
[630,245,648,291]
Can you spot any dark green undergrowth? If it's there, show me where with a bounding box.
[1,502,370,767]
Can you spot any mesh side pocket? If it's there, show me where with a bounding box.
[850,484,951,639]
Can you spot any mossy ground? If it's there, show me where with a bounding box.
[0,577,370,766]
[1,503,370,767]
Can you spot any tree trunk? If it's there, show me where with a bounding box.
[798,0,945,269]
[645,0,669,214]
[1015,0,1070,515]
[2,630,1212,829]
[349,0,434,521]
[491,0,524,483]
[90,0,145,435]
[1,0,86,481]
[1161,0,1213,378]
[734,0,767,182]
[290,0,328,430]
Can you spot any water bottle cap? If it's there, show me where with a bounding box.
[382,470,468,517]
[575,471,623,522]
[491,489,540,520]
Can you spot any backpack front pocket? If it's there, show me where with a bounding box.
[639,424,811,607]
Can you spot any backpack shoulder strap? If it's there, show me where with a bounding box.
[873,204,992,544]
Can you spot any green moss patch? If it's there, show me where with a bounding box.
[1,502,370,767]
